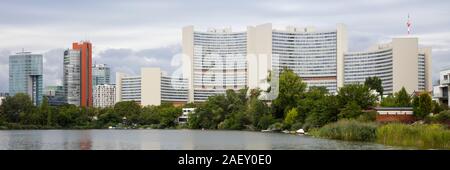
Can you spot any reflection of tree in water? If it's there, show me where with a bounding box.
[79,132,92,150]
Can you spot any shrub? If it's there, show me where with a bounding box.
[268,122,284,131]
[257,114,276,130]
[435,111,450,124]
[357,111,377,122]
[310,119,378,142]
[377,123,450,149]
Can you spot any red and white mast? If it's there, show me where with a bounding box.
[406,14,412,35]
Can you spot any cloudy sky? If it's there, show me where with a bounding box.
[0,0,449,91]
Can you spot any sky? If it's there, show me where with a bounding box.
[0,0,449,91]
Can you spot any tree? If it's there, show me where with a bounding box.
[304,95,340,128]
[395,87,412,107]
[0,93,35,123]
[413,92,432,119]
[113,101,141,119]
[40,96,53,126]
[380,95,397,107]
[247,88,270,128]
[284,108,299,127]
[188,94,228,129]
[432,100,443,114]
[365,77,383,97]
[338,101,363,119]
[257,113,276,130]
[157,103,182,128]
[297,86,329,123]
[56,104,80,127]
[337,84,376,109]
[272,68,307,118]
[96,109,121,127]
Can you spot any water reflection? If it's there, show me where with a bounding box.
[0,130,399,150]
[79,131,92,150]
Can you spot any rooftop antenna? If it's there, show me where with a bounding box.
[406,14,412,35]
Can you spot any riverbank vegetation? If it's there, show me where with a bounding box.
[310,119,378,142]
[0,94,182,129]
[377,123,450,149]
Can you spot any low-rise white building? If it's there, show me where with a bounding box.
[177,108,195,124]
[433,68,450,107]
[93,84,116,108]
[115,68,188,106]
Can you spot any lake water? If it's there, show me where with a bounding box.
[0,129,400,150]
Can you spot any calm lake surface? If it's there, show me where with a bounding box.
[0,129,400,150]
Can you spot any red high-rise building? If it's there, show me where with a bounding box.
[72,41,93,107]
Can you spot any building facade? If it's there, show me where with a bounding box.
[63,49,81,106]
[115,68,188,106]
[44,86,65,106]
[183,24,347,103]
[93,84,115,108]
[116,72,141,103]
[114,24,432,106]
[249,23,348,94]
[344,38,432,95]
[183,24,431,102]
[433,68,450,107]
[9,52,43,105]
[92,64,111,87]
[63,41,93,107]
[183,26,247,102]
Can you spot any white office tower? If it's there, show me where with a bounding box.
[247,24,347,94]
[344,38,432,94]
[181,24,431,103]
[93,84,115,108]
[183,26,247,102]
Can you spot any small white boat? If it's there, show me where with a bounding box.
[282,130,290,134]
[261,129,271,133]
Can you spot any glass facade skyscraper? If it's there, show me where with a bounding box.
[9,52,43,105]
[92,64,110,87]
[63,49,81,106]
[63,41,93,107]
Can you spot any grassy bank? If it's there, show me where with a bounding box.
[377,123,450,149]
[309,120,378,142]
[310,120,450,149]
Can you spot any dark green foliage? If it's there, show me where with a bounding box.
[0,93,35,123]
[357,111,378,122]
[432,100,444,114]
[365,77,383,97]
[395,87,412,107]
[413,92,432,119]
[0,93,184,129]
[337,84,376,109]
[188,88,272,130]
[380,95,397,107]
[272,68,307,118]
[311,119,378,142]
[434,110,450,124]
[338,102,363,119]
